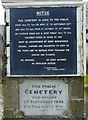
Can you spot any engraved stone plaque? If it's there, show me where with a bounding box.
[20,80,68,116]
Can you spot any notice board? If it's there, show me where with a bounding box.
[10,7,77,75]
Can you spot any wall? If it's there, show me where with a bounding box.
[3,77,84,119]
[2,1,85,119]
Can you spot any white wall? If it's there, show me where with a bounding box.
[0,0,4,25]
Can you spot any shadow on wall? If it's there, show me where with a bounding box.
[0,34,2,77]
[86,28,88,74]
[85,28,88,84]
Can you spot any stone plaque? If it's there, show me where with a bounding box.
[20,80,68,116]
[10,7,77,75]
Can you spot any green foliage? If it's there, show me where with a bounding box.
[84,74,88,84]
[87,62,88,74]
[85,62,88,84]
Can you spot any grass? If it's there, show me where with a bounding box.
[84,74,88,84]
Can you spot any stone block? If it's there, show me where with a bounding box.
[3,77,84,118]
[70,100,84,118]
[3,79,19,109]
[4,109,15,118]
[69,77,84,99]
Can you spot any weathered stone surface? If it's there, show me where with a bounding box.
[69,77,84,118]
[70,100,84,118]
[4,109,15,118]
[69,77,84,99]
[3,79,19,108]
[0,86,3,119]
[2,77,84,118]
[0,34,2,78]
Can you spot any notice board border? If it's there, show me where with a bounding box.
[6,3,85,77]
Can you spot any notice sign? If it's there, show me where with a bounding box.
[10,7,77,75]
[20,80,68,116]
